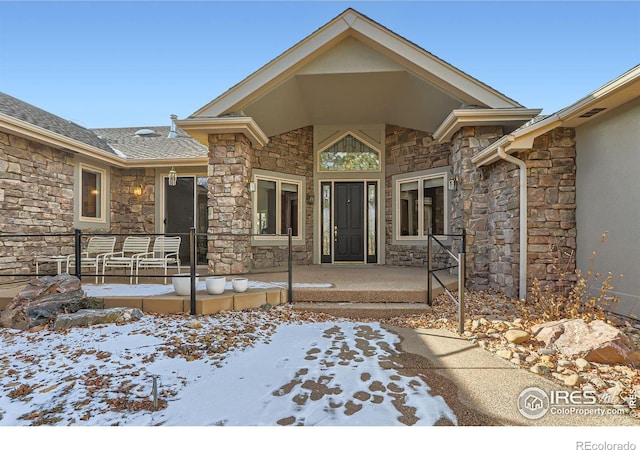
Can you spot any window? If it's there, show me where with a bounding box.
[319,134,380,171]
[80,164,106,222]
[253,171,304,242]
[394,171,448,241]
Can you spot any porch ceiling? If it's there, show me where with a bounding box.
[242,70,462,137]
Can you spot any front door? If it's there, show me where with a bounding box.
[164,176,208,264]
[321,181,378,264]
[334,182,364,262]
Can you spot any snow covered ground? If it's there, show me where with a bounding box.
[0,308,455,427]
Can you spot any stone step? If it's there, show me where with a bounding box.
[292,301,430,319]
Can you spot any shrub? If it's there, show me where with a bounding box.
[521,232,620,323]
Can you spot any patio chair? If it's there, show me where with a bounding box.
[101,236,151,284]
[66,236,117,283]
[135,236,182,284]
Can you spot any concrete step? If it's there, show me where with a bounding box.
[292,301,430,319]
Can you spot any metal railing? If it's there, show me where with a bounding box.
[0,227,295,315]
[427,228,466,334]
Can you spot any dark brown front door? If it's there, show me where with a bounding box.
[334,182,364,262]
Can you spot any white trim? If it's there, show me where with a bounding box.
[190,9,521,120]
[317,131,382,173]
[174,116,269,148]
[392,168,450,245]
[78,163,107,224]
[251,169,306,246]
[433,108,542,143]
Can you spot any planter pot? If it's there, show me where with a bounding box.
[206,276,226,295]
[172,275,198,296]
[232,277,249,293]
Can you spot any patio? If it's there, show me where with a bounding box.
[0,265,457,318]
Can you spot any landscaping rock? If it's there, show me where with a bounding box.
[505,329,530,344]
[575,358,592,370]
[530,364,551,375]
[564,374,583,387]
[0,274,86,330]
[554,319,640,365]
[496,349,513,359]
[53,308,143,330]
[532,319,569,347]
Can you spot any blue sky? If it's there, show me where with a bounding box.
[0,1,638,129]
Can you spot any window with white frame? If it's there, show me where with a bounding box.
[394,171,447,240]
[79,164,106,222]
[253,171,303,240]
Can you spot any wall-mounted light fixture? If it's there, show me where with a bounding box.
[448,178,457,191]
[168,167,177,186]
[248,181,256,192]
[133,184,144,197]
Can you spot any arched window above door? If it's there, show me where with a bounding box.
[318,134,380,172]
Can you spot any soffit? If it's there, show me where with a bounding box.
[188,9,522,138]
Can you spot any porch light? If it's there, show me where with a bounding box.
[168,167,177,186]
[133,184,144,197]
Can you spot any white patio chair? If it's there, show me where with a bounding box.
[135,236,182,284]
[101,236,151,284]
[66,236,117,283]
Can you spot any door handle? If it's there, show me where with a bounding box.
[334,225,338,242]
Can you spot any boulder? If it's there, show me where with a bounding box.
[532,319,569,347]
[53,307,143,330]
[0,274,86,330]
[504,329,531,344]
[553,319,640,365]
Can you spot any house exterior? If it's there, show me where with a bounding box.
[0,9,638,318]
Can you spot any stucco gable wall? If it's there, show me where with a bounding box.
[576,97,640,318]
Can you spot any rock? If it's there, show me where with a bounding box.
[53,308,143,330]
[525,355,539,364]
[186,320,203,329]
[471,320,480,331]
[0,274,86,330]
[475,332,487,339]
[496,349,513,359]
[505,329,531,344]
[530,364,551,374]
[539,348,556,356]
[486,328,498,334]
[553,319,640,365]
[532,319,569,347]
[575,358,592,370]
[557,359,573,368]
[601,386,623,405]
[564,374,583,387]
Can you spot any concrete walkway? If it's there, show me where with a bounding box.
[389,325,638,426]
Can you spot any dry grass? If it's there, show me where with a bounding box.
[520,232,621,324]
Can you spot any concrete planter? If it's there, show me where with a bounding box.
[172,275,198,296]
[232,278,249,293]
[205,276,226,295]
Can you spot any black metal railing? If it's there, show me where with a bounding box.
[427,228,466,334]
[0,227,295,315]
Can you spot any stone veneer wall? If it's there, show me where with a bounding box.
[252,126,314,269]
[384,125,451,267]
[0,131,75,276]
[109,168,155,237]
[207,133,253,275]
[469,127,577,298]
[450,126,504,291]
[524,128,577,293]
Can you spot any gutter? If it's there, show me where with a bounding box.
[496,145,528,301]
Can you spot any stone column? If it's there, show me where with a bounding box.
[207,133,253,275]
[451,126,504,290]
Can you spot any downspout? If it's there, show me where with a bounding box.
[496,145,528,300]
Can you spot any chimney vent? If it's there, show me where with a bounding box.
[168,114,178,138]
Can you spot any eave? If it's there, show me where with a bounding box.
[433,108,542,143]
[174,116,269,149]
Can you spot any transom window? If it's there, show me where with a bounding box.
[79,164,106,222]
[394,170,448,241]
[319,134,380,172]
[252,170,305,243]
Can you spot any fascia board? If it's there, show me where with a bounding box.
[472,117,561,167]
[175,116,270,148]
[120,157,209,169]
[348,18,522,109]
[190,20,351,118]
[0,113,127,168]
[434,108,542,142]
